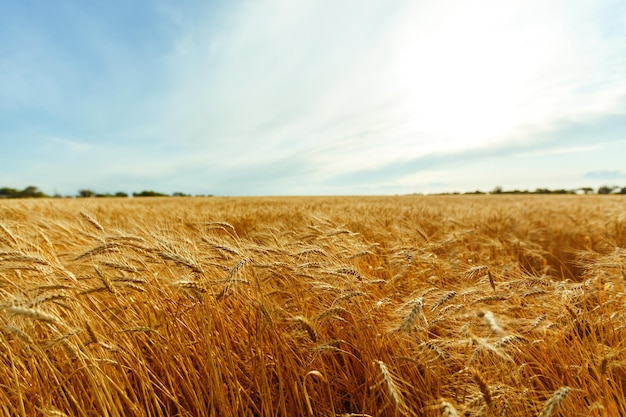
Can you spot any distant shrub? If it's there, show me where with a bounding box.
[133,190,169,197]
[78,189,96,198]
[0,186,48,198]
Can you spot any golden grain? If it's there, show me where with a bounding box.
[0,195,622,416]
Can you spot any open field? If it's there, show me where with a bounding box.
[0,195,625,416]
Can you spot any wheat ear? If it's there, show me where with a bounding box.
[374,360,404,410]
[79,210,105,232]
[439,400,460,417]
[399,297,426,332]
[539,387,572,417]
[471,369,493,408]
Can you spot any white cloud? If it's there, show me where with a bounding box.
[159,0,626,169]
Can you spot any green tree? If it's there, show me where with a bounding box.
[18,186,47,198]
[598,185,617,194]
[0,186,48,198]
[133,190,169,197]
[0,187,18,198]
[78,189,96,198]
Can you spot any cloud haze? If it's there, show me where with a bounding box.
[1,0,625,195]
[584,170,626,180]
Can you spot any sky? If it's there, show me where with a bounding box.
[1,0,626,196]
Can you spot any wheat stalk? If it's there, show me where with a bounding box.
[439,400,461,417]
[314,306,347,322]
[0,223,18,245]
[2,325,34,344]
[374,360,404,411]
[477,310,503,334]
[95,267,116,294]
[399,297,427,332]
[431,291,457,311]
[99,260,140,273]
[8,306,62,325]
[471,369,493,408]
[36,407,69,417]
[216,258,248,299]
[201,238,241,257]
[79,210,105,232]
[466,265,489,280]
[419,341,445,359]
[75,242,120,260]
[303,370,327,416]
[292,316,317,342]
[539,387,572,417]
[158,251,203,274]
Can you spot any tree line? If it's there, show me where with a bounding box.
[441,185,626,195]
[1,185,626,199]
[486,185,626,195]
[0,186,211,199]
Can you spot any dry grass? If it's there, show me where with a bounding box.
[0,194,625,416]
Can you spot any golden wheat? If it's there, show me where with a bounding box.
[0,195,623,416]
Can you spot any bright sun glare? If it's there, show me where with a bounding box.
[394,2,558,152]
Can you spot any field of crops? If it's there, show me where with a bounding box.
[0,195,624,416]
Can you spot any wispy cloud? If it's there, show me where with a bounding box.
[159,0,626,171]
[584,170,626,180]
[49,137,93,152]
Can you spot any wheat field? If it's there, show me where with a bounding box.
[0,195,624,416]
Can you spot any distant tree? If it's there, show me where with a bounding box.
[491,186,503,194]
[598,185,617,195]
[18,186,47,198]
[78,189,95,198]
[0,186,48,198]
[133,190,169,197]
[619,187,626,195]
[579,187,594,194]
[0,187,18,198]
[115,191,128,197]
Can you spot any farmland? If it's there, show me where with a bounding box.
[0,195,624,416]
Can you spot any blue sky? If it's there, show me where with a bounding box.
[1,0,625,196]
